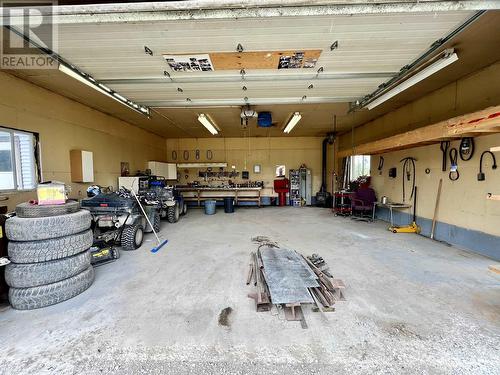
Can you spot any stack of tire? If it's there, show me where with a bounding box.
[4,201,95,310]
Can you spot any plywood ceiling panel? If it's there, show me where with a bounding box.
[207,50,322,70]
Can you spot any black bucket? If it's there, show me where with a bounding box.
[224,197,235,213]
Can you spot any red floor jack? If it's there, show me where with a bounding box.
[274,177,289,206]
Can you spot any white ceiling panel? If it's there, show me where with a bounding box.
[51,10,474,108]
[57,12,473,77]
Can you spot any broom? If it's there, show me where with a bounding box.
[129,188,168,253]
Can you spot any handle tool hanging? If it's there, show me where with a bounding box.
[440,141,450,172]
[478,151,497,181]
[400,157,416,202]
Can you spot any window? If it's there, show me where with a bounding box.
[0,127,38,191]
[350,155,371,181]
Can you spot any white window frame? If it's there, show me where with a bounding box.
[0,126,39,192]
[349,155,371,181]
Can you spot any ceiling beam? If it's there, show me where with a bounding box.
[337,105,500,157]
[147,96,358,107]
[3,1,499,25]
[101,72,395,86]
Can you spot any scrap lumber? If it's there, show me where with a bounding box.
[246,242,346,322]
[246,253,254,285]
[302,254,346,310]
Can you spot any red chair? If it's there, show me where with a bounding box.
[351,188,376,221]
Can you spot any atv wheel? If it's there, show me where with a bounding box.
[167,204,180,223]
[181,202,188,215]
[153,211,161,233]
[121,224,144,250]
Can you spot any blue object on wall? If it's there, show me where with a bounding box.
[258,112,273,127]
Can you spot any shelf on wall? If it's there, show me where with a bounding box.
[338,105,500,157]
[176,162,228,168]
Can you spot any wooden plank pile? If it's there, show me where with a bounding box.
[304,254,345,312]
[246,241,346,323]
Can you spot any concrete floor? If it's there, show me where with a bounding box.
[0,207,499,374]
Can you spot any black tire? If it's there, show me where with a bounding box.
[15,200,80,218]
[5,250,91,288]
[182,202,188,215]
[153,211,161,233]
[121,224,144,250]
[6,210,91,242]
[167,204,180,223]
[9,266,94,310]
[8,229,93,264]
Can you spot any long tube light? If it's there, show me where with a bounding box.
[197,114,219,135]
[283,112,302,133]
[58,64,150,117]
[366,52,459,110]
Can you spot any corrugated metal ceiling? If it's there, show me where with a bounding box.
[56,11,474,108]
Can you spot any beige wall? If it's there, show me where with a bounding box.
[338,61,500,151]
[166,137,331,196]
[0,71,167,211]
[335,61,500,237]
[370,134,500,236]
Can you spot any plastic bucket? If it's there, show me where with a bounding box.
[205,200,217,215]
[223,197,235,213]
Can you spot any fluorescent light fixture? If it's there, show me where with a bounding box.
[58,64,150,117]
[366,52,459,110]
[198,114,219,135]
[283,112,302,133]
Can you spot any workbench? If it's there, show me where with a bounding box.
[176,187,262,207]
[372,202,412,226]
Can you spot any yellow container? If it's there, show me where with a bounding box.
[37,183,66,205]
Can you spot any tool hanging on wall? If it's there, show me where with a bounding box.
[459,137,475,161]
[440,141,450,172]
[477,151,497,181]
[400,157,416,202]
[377,156,384,175]
[449,148,459,181]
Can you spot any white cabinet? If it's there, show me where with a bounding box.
[70,150,94,183]
[148,161,177,180]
